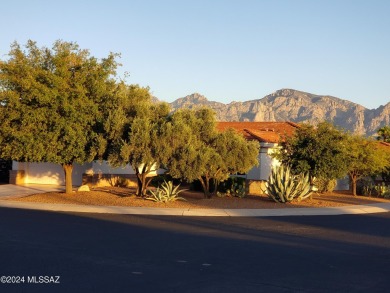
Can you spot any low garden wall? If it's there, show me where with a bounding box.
[246,179,266,195]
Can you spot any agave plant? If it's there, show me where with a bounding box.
[266,164,312,203]
[146,181,187,203]
[146,187,168,203]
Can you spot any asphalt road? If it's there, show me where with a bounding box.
[1,208,390,293]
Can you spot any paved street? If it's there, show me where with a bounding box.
[1,208,390,292]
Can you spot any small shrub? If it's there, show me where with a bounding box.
[218,177,246,198]
[357,177,375,196]
[374,183,390,198]
[359,178,375,196]
[362,183,375,196]
[230,182,246,198]
[108,176,130,187]
[146,181,187,203]
[314,177,337,193]
[216,191,227,198]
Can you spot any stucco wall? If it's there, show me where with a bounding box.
[246,153,261,180]
[90,161,135,175]
[12,161,161,186]
[12,162,91,186]
[259,143,280,180]
[246,143,279,180]
[247,179,267,195]
[11,144,279,187]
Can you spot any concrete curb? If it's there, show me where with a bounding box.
[1,200,390,217]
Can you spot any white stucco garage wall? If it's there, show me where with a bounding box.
[12,161,161,186]
[13,161,92,186]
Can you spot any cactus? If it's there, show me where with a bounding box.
[266,165,312,203]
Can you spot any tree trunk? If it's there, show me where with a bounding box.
[135,172,147,197]
[135,164,153,197]
[136,172,142,196]
[145,176,153,194]
[63,164,73,194]
[141,173,147,197]
[199,176,211,198]
[350,174,358,196]
[212,179,219,196]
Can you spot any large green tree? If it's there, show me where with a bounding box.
[106,84,171,196]
[164,108,218,198]
[346,135,389,195]
[275,122,349,185]
[210,128,260,194]
[103,83,155,157]
[165,108,259,198]
[0,40,118,193]
[377,125,390,143]
[376,126,390,182]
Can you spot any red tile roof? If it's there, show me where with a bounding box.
[216,122,300,143]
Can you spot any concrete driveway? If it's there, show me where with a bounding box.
[0,184,64,199]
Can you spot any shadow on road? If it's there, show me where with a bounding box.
[1,208,389,293]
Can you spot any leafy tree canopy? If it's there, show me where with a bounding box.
[0,40,119,193]
[165,108,259,198]
[274,121,349,183]
[377,125,390,143]
[346,135,390,195]
[106,85,171,196]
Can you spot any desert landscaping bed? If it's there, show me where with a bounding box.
[8,187,390,209]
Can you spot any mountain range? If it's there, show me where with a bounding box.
[168,89,390,136]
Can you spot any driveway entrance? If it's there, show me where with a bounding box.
[0,159,12,184]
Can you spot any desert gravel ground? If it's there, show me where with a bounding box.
[8,187,390,209]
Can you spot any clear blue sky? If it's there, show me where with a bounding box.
[1,0,389,109]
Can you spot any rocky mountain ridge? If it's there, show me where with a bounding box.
[169,89,390,136]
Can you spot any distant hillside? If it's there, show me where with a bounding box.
[169,89,390,136]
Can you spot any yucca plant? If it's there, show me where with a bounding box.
[146,181,187,203]
[266,164,312,203]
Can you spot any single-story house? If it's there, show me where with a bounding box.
[216,122,300,194]
[8,121,301,194]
